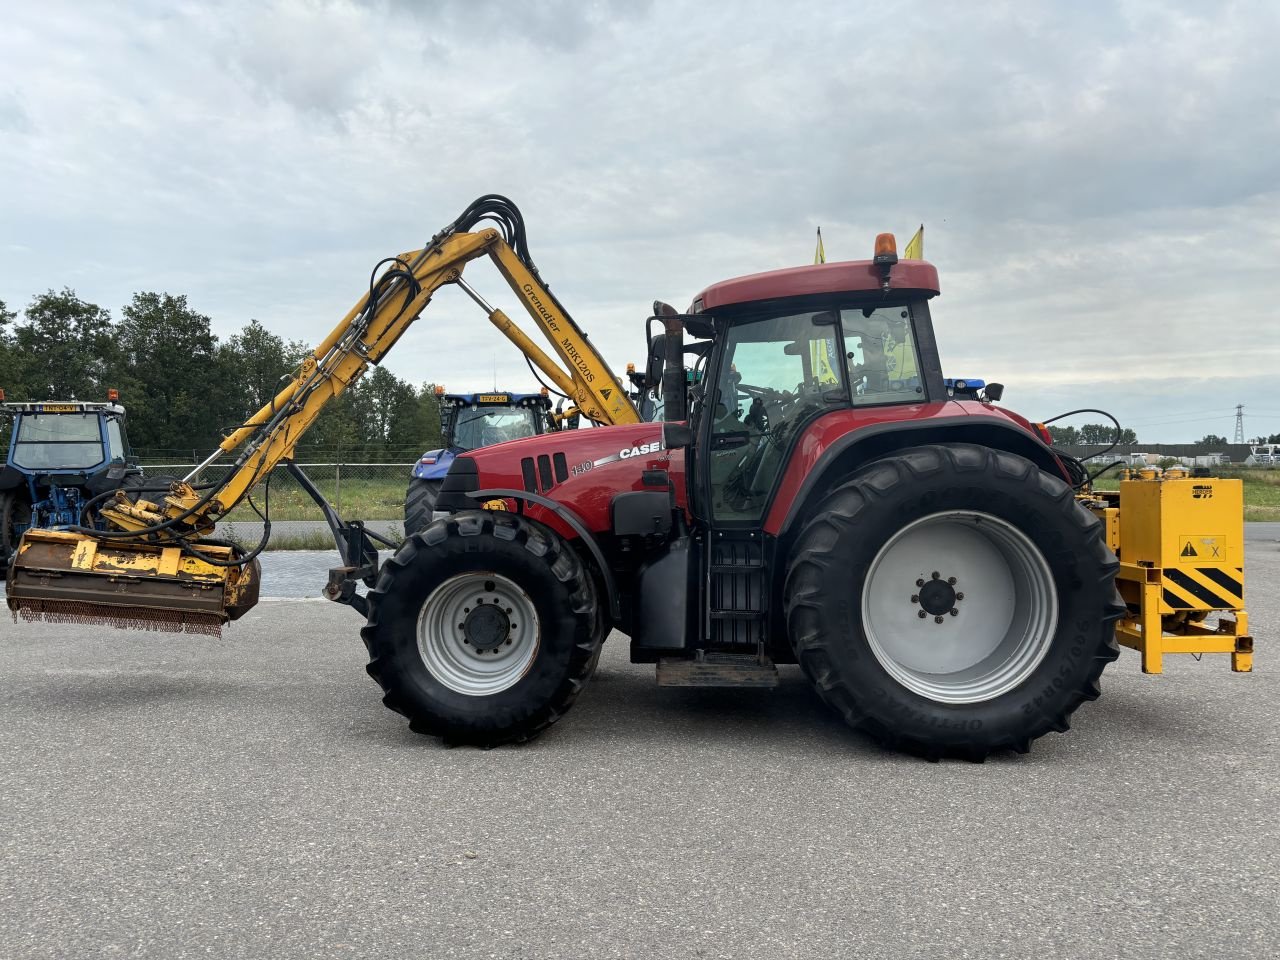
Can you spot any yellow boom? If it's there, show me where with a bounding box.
[6,195,640,634]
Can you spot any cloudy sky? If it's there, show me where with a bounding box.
[2,0,1277,442]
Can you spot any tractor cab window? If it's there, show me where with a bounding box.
[452,407,539,450]
[11,413,106,470]
[709,312,843,521]
[841,306,923,403]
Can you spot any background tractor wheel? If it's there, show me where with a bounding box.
[784,443,1123,760]
[403,478,442,535]
[362,510,602,746]
[0,490,29,562]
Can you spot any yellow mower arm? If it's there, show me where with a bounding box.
[6,195,640,633]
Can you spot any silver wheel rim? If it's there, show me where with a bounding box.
[417,572,540,696]
[861,510,1058,705]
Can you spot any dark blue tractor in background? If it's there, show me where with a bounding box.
[0,398,156,561]
[404,390,554,533]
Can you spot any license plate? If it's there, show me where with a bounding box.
[478,394,510,404]
[38,404,80,412]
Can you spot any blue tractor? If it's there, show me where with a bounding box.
[404,390,554,533]
[0,397,159,561]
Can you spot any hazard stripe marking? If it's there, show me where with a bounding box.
[1165,569,1233,608]
[1197,566,1243,597]
[1162,589,1193,609]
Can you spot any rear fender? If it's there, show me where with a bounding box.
[767,414,1067,541]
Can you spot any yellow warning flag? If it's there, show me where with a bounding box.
[903,224,923,260]
[814,227,825,264]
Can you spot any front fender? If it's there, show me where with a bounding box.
[411,447,459,481]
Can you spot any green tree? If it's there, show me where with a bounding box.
[111,292,227,452]
[218,319,309,416]
[299,392,365,457]
[357,367,417,450]
[1199,434,1229,446]
[1078,423,1135,444]
[1047,424,1080,445]
[13,289,115,400]
[411,383,445,452]
[0,298,23,399]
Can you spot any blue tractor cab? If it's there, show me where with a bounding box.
[0,397,148,560]
[405,390,554,533]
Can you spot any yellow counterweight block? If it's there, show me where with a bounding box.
[1111,475,1251,672]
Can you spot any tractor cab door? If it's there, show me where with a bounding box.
[685,303,933,657]
[684,310,849,654]
[701,312,845,523]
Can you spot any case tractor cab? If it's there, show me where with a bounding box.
[0,394,148,561]
[405,389,554,533]
[7,197,1250,761]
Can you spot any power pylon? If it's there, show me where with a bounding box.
[1234,404,1245,444]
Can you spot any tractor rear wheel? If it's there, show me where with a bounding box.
[784,443,1122,760]
[362,510,602,745]
[403,478,442,535]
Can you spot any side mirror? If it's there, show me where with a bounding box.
[646,333,667,389]
[984,382,1005,402]
[663,422,693,448]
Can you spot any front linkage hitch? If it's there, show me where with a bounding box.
[284,461,394,617]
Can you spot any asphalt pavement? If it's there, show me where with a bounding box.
[0,546,1277,959]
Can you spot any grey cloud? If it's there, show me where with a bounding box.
[0,90,32,133]
[1,0,1277,443]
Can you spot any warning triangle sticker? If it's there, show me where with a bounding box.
[1180,542,1197,557]
[601,388,612,399]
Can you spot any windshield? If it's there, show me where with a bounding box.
[452,407,541,450]
[12,413,107,470]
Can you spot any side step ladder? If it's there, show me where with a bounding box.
[656,653,779,688]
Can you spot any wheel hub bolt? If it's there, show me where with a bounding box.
[948,577,957,585]
[910,594,920,603]
[934,615,944,624]
[916,578,925,587]
[956,592,964,601]
[917,610,927,619]
[931,571,940,580]
[950,608,958,616]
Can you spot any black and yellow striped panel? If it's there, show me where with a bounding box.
[1161,566,1244,612]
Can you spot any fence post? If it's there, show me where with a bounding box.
[335,462,342,514]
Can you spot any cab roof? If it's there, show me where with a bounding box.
[443,392,549,406]
[691,259,940,313]
[1,401,126,416]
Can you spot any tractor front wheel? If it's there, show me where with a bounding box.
[362,510,602,745]
[403,478,442,536]
[784,443,1122,760]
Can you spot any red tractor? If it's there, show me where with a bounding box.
[361,234,1122,760]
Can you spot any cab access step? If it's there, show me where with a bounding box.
[656,653,779,688]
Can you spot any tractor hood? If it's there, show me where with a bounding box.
[435,422,673,537]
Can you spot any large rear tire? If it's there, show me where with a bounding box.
[362,510,602,745]
[784,443,1123,760]
[403,478,441,535]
